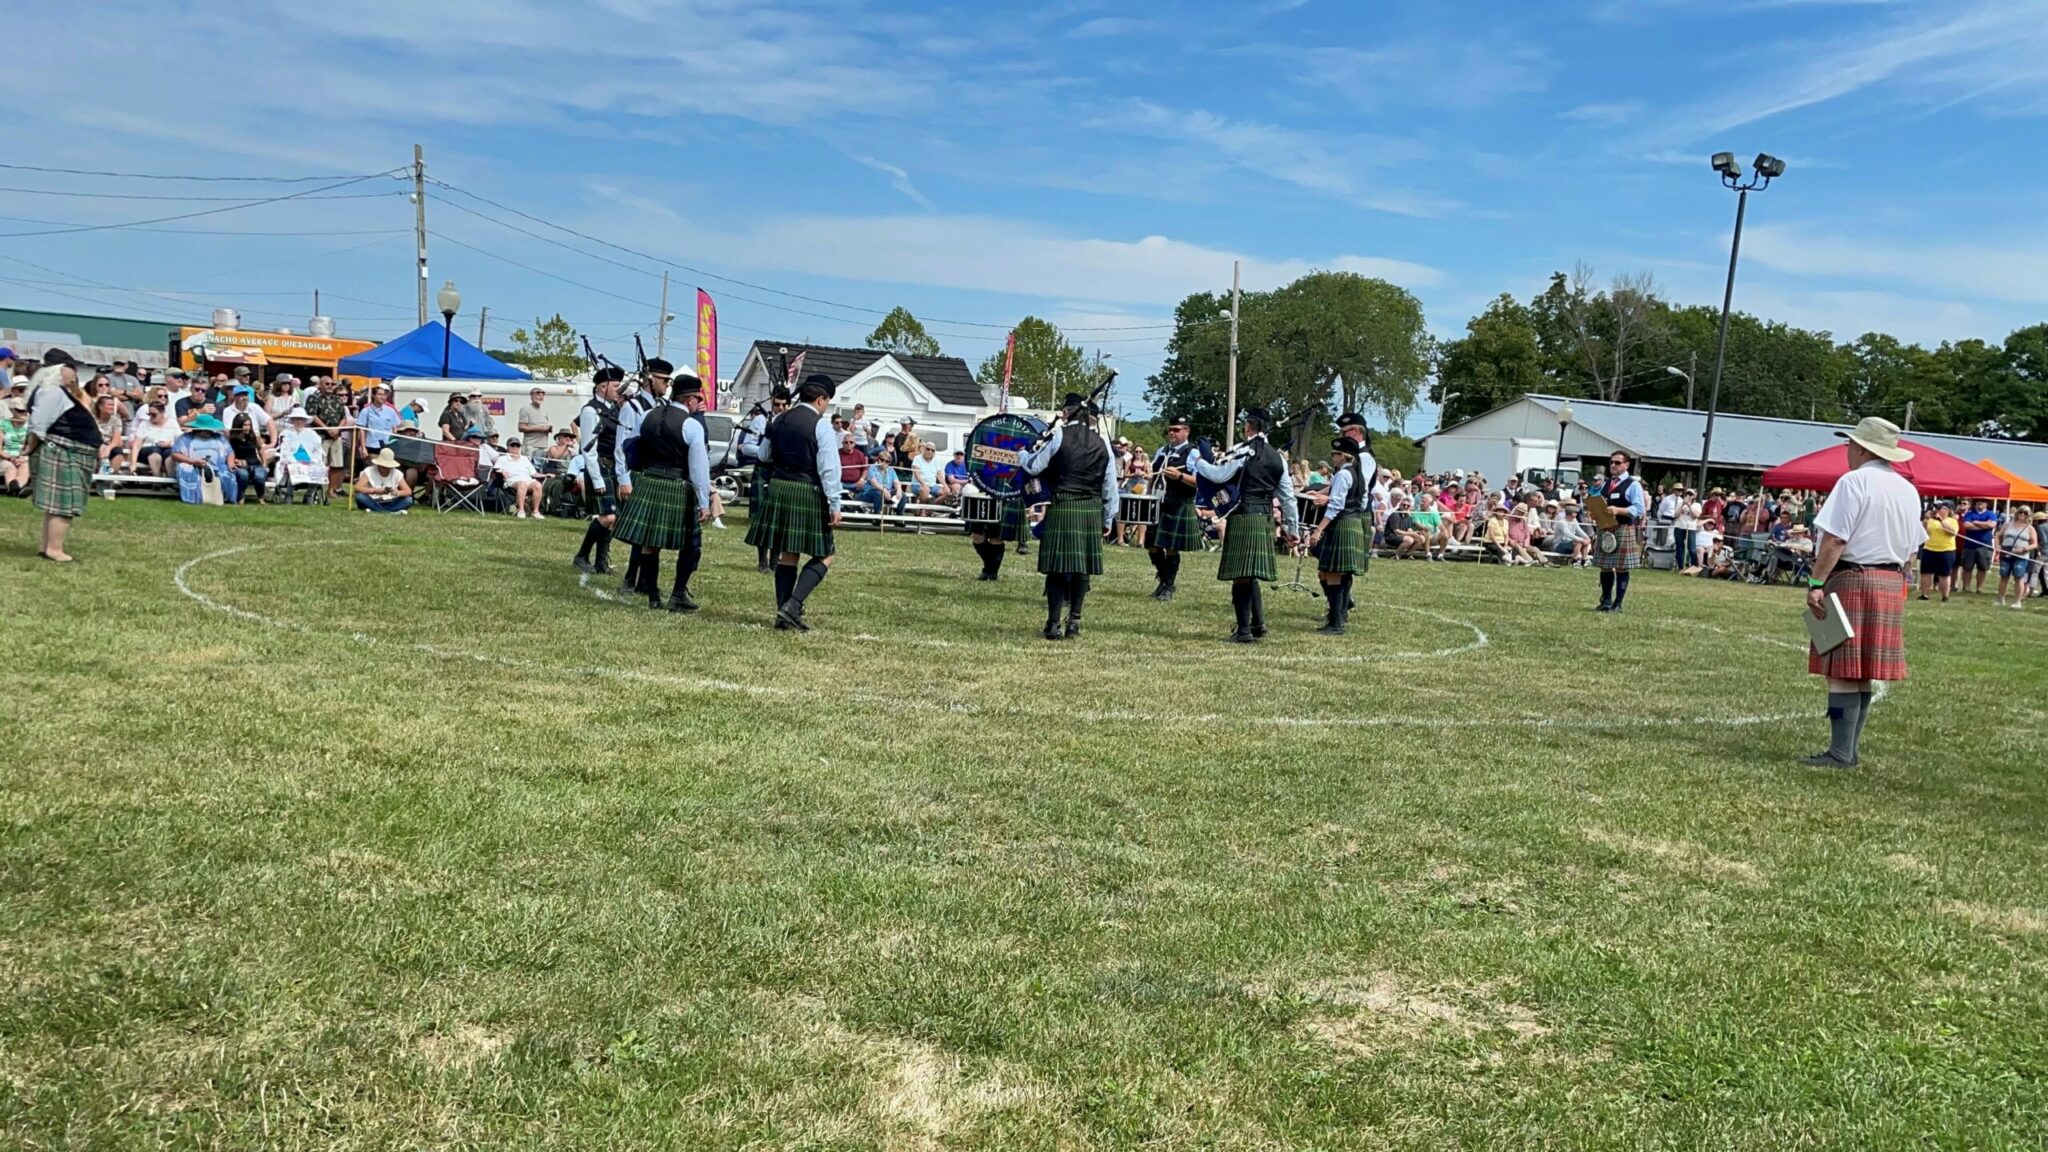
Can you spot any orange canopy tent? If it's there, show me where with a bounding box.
[1977,459,2048,503]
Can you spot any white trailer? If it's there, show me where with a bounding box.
[1421,434,1562,483]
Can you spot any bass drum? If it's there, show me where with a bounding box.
[966,412,1049,502]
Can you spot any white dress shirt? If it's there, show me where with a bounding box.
[1811,459,1927,565]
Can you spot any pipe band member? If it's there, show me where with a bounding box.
[1593,449,1647,613]
[754,374,844,631]
[1191,407,1301,643]
[613,372,713,613]
[1332,411,1378,607]
[572,367,625,575]
[1019,391,1119,641]
[1307,434,1370,636]
[1801,417,1925,768]
[611,359,674,596]
[1146,414,1202,601]
[969,489,1027,581]
[739,385,791,573]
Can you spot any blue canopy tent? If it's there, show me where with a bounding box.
[335,321,531,381]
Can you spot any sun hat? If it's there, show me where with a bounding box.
[1837,415,1914,463]
[372,447,400,468]
[285,407,311,422]
[188,414,226,433]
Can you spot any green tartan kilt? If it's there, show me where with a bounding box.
[1315,512,1368,575]
[1152,499,1203,553]
[613,468,699,552]
[1037,497,1104,575]
[753,477,834,558]
[1217,511,1278,582]
[32,434,95,520]
[742,467,767,546]
[972,498,1026,543]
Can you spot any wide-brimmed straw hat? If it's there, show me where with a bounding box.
[372,447,400,468]
[1837,416,1914,463]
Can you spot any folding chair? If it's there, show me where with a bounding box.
[431,442,489,513]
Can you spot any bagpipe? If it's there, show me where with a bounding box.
[1195,437,1251,522]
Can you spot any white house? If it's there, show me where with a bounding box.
[724,342,994,453]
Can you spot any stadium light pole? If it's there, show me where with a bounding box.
[437,279,462,379]
[1557,400,1574,473]
[1697,152,1785,493]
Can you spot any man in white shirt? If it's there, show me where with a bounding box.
[910,441,947,508]
[494,438,544,518]
[1801,417,1927,768]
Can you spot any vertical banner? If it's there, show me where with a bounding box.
[1000,330,1016,413]
[786,351,807,388]
[694,289,718,408]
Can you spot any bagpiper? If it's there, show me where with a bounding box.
[571,366,625,576]
[1306,434,1370,635]
[738,385,791,573]
[753,374,844,631]
[612,373,713,611]
[1019,392,1119,640]
[1190,407,1301,643]
[611,359,673,597]
[1145,414,1201,600]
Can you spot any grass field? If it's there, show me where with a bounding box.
[4,498,2045,1150]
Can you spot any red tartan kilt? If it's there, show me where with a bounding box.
[1810,567,1909,681]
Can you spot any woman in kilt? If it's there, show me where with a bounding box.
[754,375,844,631]
[1145,414,1202,601]
[1801,418,1926,768]
[1020,393,1120,641]
[22,350,98,564]
[1306,435,1370,636]
[1190,408,1302,643]
[613,375,713,612]
[1593,450,1648,613]
[739,386,790,573]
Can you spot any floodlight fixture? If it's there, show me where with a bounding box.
[1754,153,1787,179]
[1711,152,1740,176]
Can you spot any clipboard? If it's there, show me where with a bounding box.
[1804,592,1855,655]
[1585,496,1619,530]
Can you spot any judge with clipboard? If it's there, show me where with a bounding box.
[1799,417,1927,768]
[1590,451,1647,613]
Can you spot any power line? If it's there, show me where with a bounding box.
[0,184,401,202]
[0,214,406,237]
[0,162,385,183]
[0,170,404,239]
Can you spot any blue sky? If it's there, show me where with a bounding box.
[3,0,2046,432]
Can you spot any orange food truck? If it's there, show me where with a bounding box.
[171,322,381,390]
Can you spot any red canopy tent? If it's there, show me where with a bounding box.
[1761,439,2010,499]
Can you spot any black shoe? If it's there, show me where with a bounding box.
[1150,583,1169,600]
[1595,602,1613,613]
[776,601,810,632]
[595,560,614,575]
[1227,629,1256,644]
[668,591,699,613]
[1345,596,1354,611]
[1251,623,1268,639]
[646,592,664,611]
[1016,543,1029,556]
[617,578,637,598]
[1042,623,1064,641]
[1799,751,1857,768]
[573,556,596,574]
[1316,618,1344,635]
[758,560,773,574]
[1064,618,1081,640]
[1159,584,1176,602]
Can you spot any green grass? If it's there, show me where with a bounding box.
[3,498,2045,1150]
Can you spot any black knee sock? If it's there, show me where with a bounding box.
[757,541,771,567]
[1250,582,1265,630]
[674,541,701,598]
[1231,581,1251,632]
[1164,551,1181,586]
[1600,570,1616,604]
[1321,580,1340,622]
[1068,574,1088,621]
[792,558,830,606]
[1147,548,1165,580]
[640,550,661,599]
[623,546,644,587]
[577,520,604,561]
[1045,575,1067,628]
[988,542,1005,577]
[1615,572,1631,607]
[774,562,798,607]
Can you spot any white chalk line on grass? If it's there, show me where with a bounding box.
[581,572,1489,664]
[174,540,1844,733]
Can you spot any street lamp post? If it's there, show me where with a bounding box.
[1696,152,1784,493]
[1557,400,1574,473]
[1221,259,1241,446]
[1435,392,1461,432]
[437,279,462,379]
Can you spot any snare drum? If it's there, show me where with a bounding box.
[961,493,1001,525]
[1119,491,1161,528]
[1296,494,1322,528]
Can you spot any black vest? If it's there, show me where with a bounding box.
[1046,423,1110,501]
[768,404,823,482]
[1155,439,1197,508]
[1236,437,1285,514]
[583,396,620,459]
[48,394,99,446]
[635,404,693,471]
[1338,459,1367,515]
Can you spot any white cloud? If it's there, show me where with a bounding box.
[1740,222,2048,307]
[1266,36,1552,111]
[1070,16,1154,37]
[848,155,937,212]
[1562,100,1645,127]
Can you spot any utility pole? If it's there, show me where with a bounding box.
[1686,351,1697,410]
[655,271,671,358]
[412,145,429,327]
[1226,259,1241,447]
[477,306,488,348]
[1904,400,1915,434]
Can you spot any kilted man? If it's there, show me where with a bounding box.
[1020,392,1120,641]
[1145,414,1201,600]
[613,374,714,612]
[23,349,94,563]
[968,493,1027,580]
[754,374,844,631]
[738,386,791,573]
[611,360,673,597]
[1802,417,1926,768]
[1307,435,1370,635]
[1190,407,1301,643]
[572,367,625,575]
[1592,450,1648,613]
[1332,412,1379,608]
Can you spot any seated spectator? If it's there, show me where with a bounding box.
[494,438,544,519]
[1504,496,1546,566]
[354,447,414,513]
[1480,505,1511,563]
[225,412,270,503]
[1687,518,1723,574]
[275,408,327,504]
[1410,492,1448,560]
[855,452,907,515]
[126,399,181,476]
[837,432,867,491]
[944,449,971,501]
[1387,498,1429,558]
[542,428,578,473]
[169,414,239,505]
[92,394,128,473]
[1543,499,1592,566]
[909,442,948,508]
[2,397,30,496]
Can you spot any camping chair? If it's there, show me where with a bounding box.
[431,442,490,513]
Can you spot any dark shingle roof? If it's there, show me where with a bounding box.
[747,342,984,407]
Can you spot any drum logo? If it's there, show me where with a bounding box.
[971,444,1021,467]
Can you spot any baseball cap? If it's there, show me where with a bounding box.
[232,365,251,376]
[0,347,14,360]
